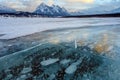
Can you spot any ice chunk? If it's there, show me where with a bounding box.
[60,59,71,65]
[20,75,26,78]
[40,58,59,66]
[65,64,77,74]
[21,67,32,74]
[65,58,83,74]
[106,46,113,52]
[75,39,77,49]
[17,75,26,80]
[5,74,13,80]
[48,74,55,80]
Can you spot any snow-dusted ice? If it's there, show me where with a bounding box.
[0,17,120,39]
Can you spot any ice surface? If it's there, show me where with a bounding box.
[0,17,120,39]
[0,17,120,80]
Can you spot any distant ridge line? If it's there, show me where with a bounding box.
[64,13,120,18]
[0,12,120,18]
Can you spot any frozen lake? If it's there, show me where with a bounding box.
[0,17,120,80]
[0,17,120,39]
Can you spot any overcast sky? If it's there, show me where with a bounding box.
[0,0,120,12]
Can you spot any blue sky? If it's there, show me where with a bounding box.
[0,0,120,12]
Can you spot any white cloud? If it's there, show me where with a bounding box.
[0,0,44,12]
[65,0,94,3]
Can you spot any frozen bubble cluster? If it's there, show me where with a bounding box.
[0,42,117,80]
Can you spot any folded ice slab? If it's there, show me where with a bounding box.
[40,58,59,66]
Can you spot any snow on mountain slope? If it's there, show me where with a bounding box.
[80,7,110,15]
[0,5,16,13]
[70,11,84,16]
[76,5,119,15]
[34,3,69,16]
[112,7,120,13]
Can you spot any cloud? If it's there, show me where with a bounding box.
[0,0,44,12]
[66,0,94,3]
[1,0,57,12]
[47,0,54,5]
[1,0,26,10]
[62,0,94,11]
[82,0,94,3]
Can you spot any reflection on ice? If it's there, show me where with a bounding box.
[49,38,60,44]
[48,28,118,56]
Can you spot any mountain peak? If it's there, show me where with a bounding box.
[34,3,69,16]
[112,7,120,13]
[40,3,48,7]
[52,4,59,7]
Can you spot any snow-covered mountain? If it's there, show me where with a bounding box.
[74,5,120,15]
[34,3,69,16]
[80,6,111,15]
[111,7,120,13]
[70,11,84,16]
[0,5,16,13]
